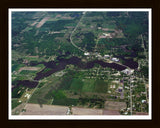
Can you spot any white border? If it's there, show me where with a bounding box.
[9,8,152,120]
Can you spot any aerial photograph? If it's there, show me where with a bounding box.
[10,9,151,119]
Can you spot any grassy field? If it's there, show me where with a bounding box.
[12,99,22,109]
[81,79,95,92]
[70,78,84,92]
[94,79,108,93]
[28,76,60,105]
[28,70,109,107]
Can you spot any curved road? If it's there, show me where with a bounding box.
[70,12,87,53]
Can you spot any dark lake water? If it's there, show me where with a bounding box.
[115,55,138,69]
[33,56,127,80]
[12,80,38,90]
[13,55,138,90]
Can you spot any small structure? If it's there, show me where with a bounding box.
[111,57,119,62]
[110,85,116,89]
[121,69,134,75]
[82,12,86,15]
[118,87,123,92]
[24,93,30,99]
[125,86,129,89]
[97,54,102,59]
[103,33,112,38]
[142,100,146,103]
[84,52,90,56]
[104,55,110,58]
[103,33,110,36]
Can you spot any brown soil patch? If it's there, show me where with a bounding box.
[18,67,40,73]
[102,28,109,31]
[72,107,103,115]
[104,101,126,110]
[103,110,120,115]
[56,14,61,18]
[20,103,68,115]
[31,21,38,26]
[36,17,50,28]
[61,16,72,19]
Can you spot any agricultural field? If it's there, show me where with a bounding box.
[11,10,150,117]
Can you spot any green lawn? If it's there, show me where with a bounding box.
[94,79,108,93]
[82,79,95,92]
[28,76,59,104]
[70,78,84,92]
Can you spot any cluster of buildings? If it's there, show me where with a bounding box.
[84,52,120,62]
[121,68,134,75]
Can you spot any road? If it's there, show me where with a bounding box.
[129,77,133,115]
[70,12,87,53]
[141,35,148,102]
[69,12,134,72]
[141,34,148,61]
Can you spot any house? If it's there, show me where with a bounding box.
[111,57,119,62]
[84,52,90,56]
[142,100,146,103]
[104,55,110,58]
[121,69,134,75]
[103,33,110,37]
[118,87,123,92]
[125,86,129,89]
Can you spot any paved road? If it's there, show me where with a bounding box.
[70,12,87,53]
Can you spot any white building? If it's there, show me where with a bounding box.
[103,33,110,36]
[142,100,146,103]
[84,52,90,56]
[82,12,86,15]
[104,55,110,58]
[122,69,134,75]
[111,57,119,62]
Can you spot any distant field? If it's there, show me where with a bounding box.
[72,107,103,115]
[28,76,60,104]
[18,67,40,73]
[70,78,83,92]
[103,110,120,115]
[36,17,50,28]
[20,103,122,115]
[104,101,126,110]
[20,103,68,115]
[81,79,95,92]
